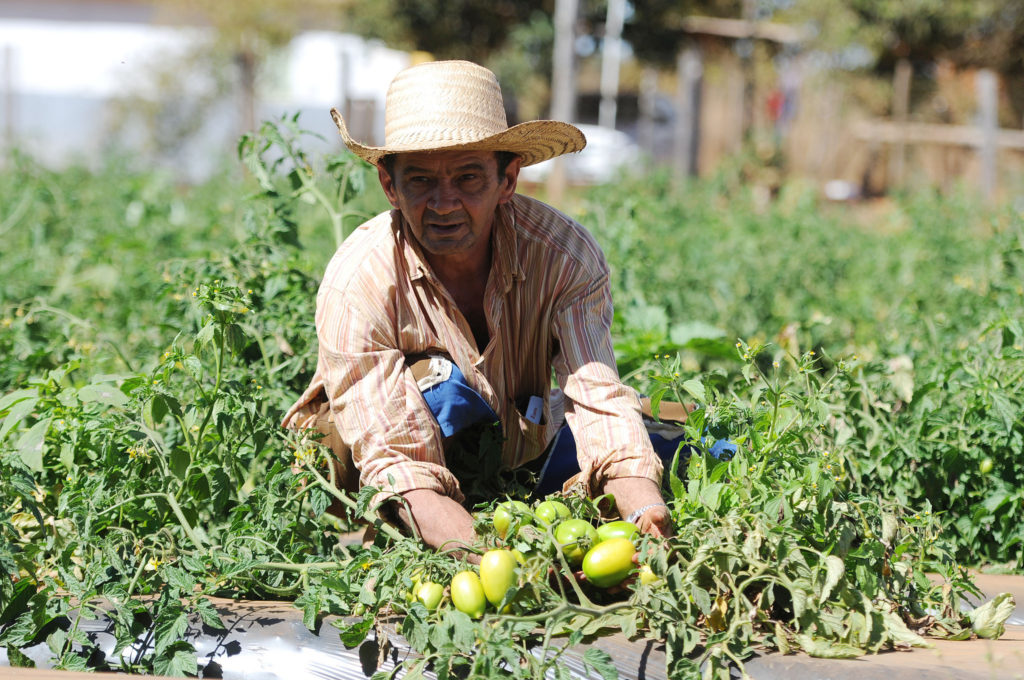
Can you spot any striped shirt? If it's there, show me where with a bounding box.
[282,193,662,503]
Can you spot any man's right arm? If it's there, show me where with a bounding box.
[395,489,480,562]
[315,283,472,541]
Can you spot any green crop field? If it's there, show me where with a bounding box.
[1,117,1021,678]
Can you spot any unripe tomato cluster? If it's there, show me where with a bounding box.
[401,497,661,620]
[446,549,519,619]
[492,498,645,591]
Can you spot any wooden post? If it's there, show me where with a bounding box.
[738,0,756,143]
[674,44,702,179]
[598,0,625,130]
[976,68,998,201]
[638,67,658,156]
[237,43,257,134]
[547,0,578,202]
[338,49,352,138]
[890,58,912,188]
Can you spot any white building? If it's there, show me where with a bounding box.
[0,0,411,179]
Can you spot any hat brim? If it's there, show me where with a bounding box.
[330,108,586,168]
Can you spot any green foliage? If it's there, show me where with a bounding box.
[1,119,1020,678]
[343,0,548,65]
[591,168,1024,571]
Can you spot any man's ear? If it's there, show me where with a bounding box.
[377,163,401,208]
[498,155,522,205]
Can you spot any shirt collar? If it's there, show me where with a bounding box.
[491,200,522,294]
[395,210,428,282]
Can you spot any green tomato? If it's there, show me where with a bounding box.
[479,549,518,606]
[493,500,531,539]
[637,564,663,587]
[979,457,994,474]
[416,581,445,611]
[534,500,571,526]
[450,570,486,619]
[581,537,637,588]
[596,520,640,545]
[554,519,599,567]
[404,567,424,601]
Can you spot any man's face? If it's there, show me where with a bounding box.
[378,150,521,266]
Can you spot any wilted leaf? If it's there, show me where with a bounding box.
[796,634,864,658]
[819,555,845,604]
[969,592,1015,639]
[880,514,897,546]
[707,594,729,632]
[882,611,932,648]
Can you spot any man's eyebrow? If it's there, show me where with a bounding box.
[401,161,489,176]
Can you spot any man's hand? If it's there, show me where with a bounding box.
[602,477,674,538]
[396,488,481,563]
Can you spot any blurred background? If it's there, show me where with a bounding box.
[1,0,1022,201]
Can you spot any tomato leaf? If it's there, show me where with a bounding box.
[582,647,618,680]
[77,383,129,408]
[335,615,373,649]
[15,417,50,472]
[819,555,845,604]
[0,396,37,444]
[152,640,198,677]
[196,597,225,631]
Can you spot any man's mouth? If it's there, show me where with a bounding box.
[428,221,464,232]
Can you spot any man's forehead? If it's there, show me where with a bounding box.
[394,150,499,173]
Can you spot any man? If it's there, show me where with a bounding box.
[283,60,674,556]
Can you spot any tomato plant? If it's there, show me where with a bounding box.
[0,116,1019,680]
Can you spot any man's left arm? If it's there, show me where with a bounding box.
[551,274,672,536]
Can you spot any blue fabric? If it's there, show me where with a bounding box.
[706,436,738,459]
[534,427,737,497]
[420,362,499,437]
[533,426,580,498]
[415,364,737,495]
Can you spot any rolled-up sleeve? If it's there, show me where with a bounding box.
[551,273,663,495]
[316,283,464,504]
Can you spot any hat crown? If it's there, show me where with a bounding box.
[384,61,509,148]
[330,59,585,167]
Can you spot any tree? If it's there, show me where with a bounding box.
[343,0,549,65]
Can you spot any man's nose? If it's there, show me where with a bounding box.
[427,180,459,213]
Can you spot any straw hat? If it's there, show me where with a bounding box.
[330,60,586,168]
